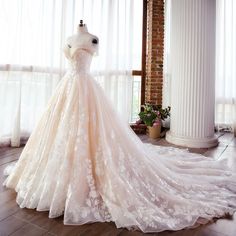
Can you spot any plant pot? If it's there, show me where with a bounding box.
[148,125,161,139]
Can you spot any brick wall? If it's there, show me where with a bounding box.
[145,0,164,105]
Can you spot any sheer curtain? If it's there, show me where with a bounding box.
[163,0,236,135]
[0,0,142,147]
[215,0,236,134]
[163,0,171,108]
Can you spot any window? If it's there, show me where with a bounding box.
[0,0,144,144]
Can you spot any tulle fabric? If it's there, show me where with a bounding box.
[4,50,236,233]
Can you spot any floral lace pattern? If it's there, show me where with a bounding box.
[4,49,236,233]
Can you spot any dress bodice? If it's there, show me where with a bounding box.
[68,49,93,74]
[63,26,98,75]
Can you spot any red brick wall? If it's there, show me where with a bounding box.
[145,0,164,105]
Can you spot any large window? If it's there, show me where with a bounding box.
[215,0,236,131]
[0,0,144,145]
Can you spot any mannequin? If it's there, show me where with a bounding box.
[63,20,99,60]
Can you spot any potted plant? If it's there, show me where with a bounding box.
[138,104,170,139]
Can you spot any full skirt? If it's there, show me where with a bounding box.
[4,72,236,233]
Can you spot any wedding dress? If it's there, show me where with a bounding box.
[3,24,236,233]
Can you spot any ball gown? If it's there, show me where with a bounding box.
[3,25,236,233]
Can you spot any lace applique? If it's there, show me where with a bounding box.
[4,45,236,233]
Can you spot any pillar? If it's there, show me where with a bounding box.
[166,0,218,148]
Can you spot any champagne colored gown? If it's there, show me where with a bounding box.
[4,25,236,233]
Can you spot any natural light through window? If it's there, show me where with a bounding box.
[0,0,143,143]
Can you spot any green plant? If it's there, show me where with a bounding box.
[137,104,170,127]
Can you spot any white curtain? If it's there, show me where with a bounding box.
[163,0,171,108]
[215,0,236,133]
[163,0,236,134]
[0,0,142,146]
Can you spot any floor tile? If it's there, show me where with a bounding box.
[10,223,47,236]
[0,216,26,236]
[0,198,20,222]
[14,208,45,223]
[188,148,207,154]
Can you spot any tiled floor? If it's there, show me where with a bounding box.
[0,132,235,236]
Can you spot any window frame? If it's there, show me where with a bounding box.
[131,0,147,106]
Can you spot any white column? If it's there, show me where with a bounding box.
[166,0,218,148]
